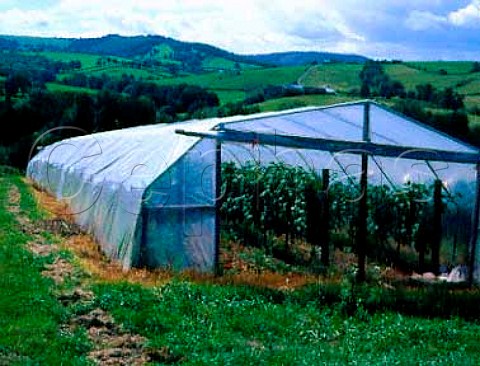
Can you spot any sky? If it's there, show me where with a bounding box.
[0,0,479,60]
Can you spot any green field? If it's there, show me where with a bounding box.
[2,172,480,364]
[159,66,307,91]
[28,49,479,112]
[457,78,480,96]
[7,49,480,116]
[28,51,101,69]
[383,64,478,91]
[46,82,98,95]
[151,44,174,60]
[213,89,246,104]
[258,94,357,112]
[465,95,480,109]
[301,64,363,92]
[203,56,259,71]
[299,63,480,101]
[86,67,169,79]
[406,61,476,75]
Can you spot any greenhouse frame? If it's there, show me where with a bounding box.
[27,100,480,280]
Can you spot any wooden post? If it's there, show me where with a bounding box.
[363,101,371,141]
[357,102,371,283]
[468,163,480,286]
[357,154,368,283]
[320,169,330,266]
[214,140,222,275]
[431,180,443,275]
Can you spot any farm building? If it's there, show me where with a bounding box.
[27,101,480,277]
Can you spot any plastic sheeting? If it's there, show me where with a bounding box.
[28,120,219,269]
[27,101,479,271]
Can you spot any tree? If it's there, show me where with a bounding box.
[5,71,31,104]
[437,87,464,111]
[471,61,480,73]
[415,83,435,102]
[360,82,370,97]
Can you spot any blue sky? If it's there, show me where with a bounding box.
[0,0,479,60]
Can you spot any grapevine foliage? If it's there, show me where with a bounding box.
[221,162,457,264]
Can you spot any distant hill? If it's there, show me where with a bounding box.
[66,34,257,63]
[0,35,71,51]
[0,34,267,68]
[0,34,368,69]
[246,51,369,66]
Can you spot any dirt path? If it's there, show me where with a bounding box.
[7,183,153,365]
[297,64,317,86]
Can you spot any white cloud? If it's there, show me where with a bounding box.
[0,1,477,60]
[405,1,480,30]
[448,0,480,27]
[405,10,447,31]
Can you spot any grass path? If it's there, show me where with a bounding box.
[0,175,157,365]
[0,176,88,365]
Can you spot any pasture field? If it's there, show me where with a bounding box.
[406,61,476,75]
[465,95,480,110]
[258,94,357,112]
[158,66,307,91]
[46,82,98,95]
[85,67,169,80]
[300,63,480,100]
[213,89,247,104]
[23,53,479,114]
[28,51,101,69]
[202,56,260,71]
[301,64,363,92]
[383,64,478,91]
[457,78,480,96]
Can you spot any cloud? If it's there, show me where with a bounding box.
[0,1,478,60]
[448,0,480,27]
[404,1,480,30]
[405,10,448,31]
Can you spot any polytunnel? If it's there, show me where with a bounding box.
[27,101,480,277]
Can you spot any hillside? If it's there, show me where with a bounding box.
[1,34,479,160]
[0,34,368,72]
[0,34,257,68]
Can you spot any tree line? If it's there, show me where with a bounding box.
[0,51,82,85]
[360,60,464,110]
[0,69,265,168]
[358,61,478,144]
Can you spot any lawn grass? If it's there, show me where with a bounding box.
[0,174,89,364]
